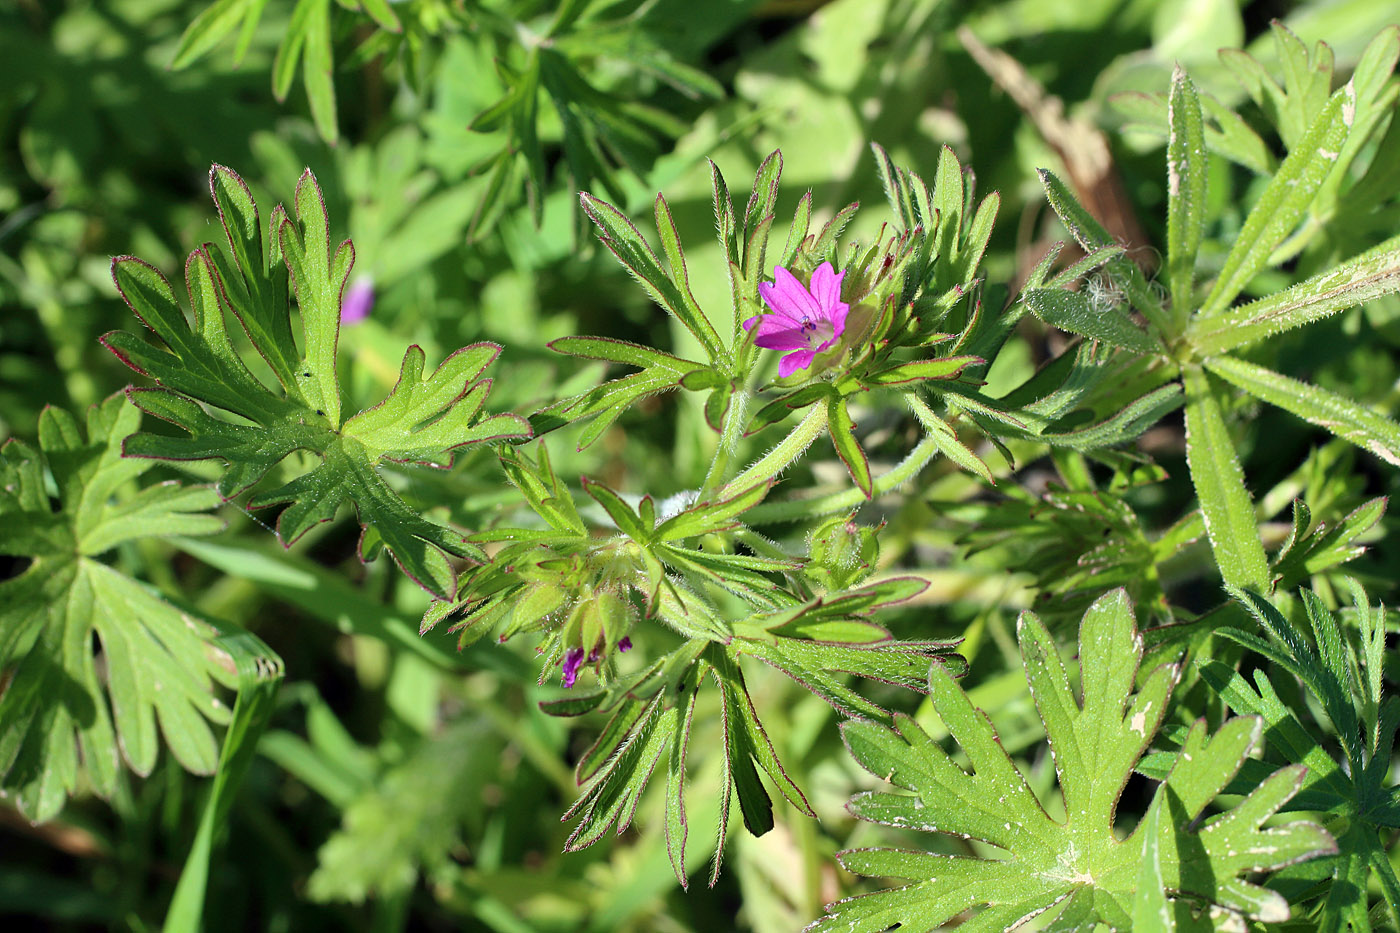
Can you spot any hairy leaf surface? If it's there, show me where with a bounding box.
[807,590,1334,931]
[0,396,234,821]
[104,166,529,598]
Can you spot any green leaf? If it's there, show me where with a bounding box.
[778,190,812,272]
[953,191,1000,289]
[741,150,783,294]
[0,397,236,822]
[581,477,652,542]
[858,355,982,388]
[1111,89,1275,175]
[579,194,726,364]
[549,335,705,374]
[1225,588,1362,766]
[807,590,1334,932]
[544,363,702,444]
[1038,169,1172,337]
[1206,586,1400,924]
[871,142,917,234]
[342,344,527,462]
[1022,287,1162,354]
[742,637,957,721]
[1131,790,1174,933]
[1166,64,1207,323]
[730,576,952,720]
[1273,497,1386,587]
[1182,365,1269,588]
[207,165,299,390]
[306,719,499,903]
[1037,384,1184,451]
[300,0,338,145]
[710,158,739,282]
[162,627,283,933]
[653,481,772,542]
[653,192,717,351]
[497,444,587,537]
[564,693,678,850]
[931,146,964,289]
[543,335,711,437]
[271,0,311,101]
[1205,355,1400,465]
[827,396,872,498]
[171,0,253,70]
[104,166,528,599]
[105,254,297,429]
[1199,83,1353,317]
[1188,237,1400,354]
[907,397,993,482]
[664,687,698,888]
[279,168,349,425]
[356,0,400,33]
[1221,23,1334,151]
[713,650,814,836]
[745,384,830,436]
[547,568,947,885]
[1194,660,1343,805]
[1200,93,1277,175]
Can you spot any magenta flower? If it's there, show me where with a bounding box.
[341,275,375,326]
[744,262,849,378]
[561,636,631,688]
[561,646,586,688]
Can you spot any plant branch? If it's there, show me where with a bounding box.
[745,432,940,524]
[698,388,751,501]
[719,401,827,498]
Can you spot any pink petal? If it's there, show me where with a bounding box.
[827,305,849,341]
[760,266,821,322]
[341,276,375,325]
[808,262,844,312]
[562,647,585,688]
[778,349,817,377]
[754,323,818,351]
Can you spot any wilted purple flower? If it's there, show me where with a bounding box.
[744,262,849,377]
[560,636,634,689]
[561,646,586,688]
[341,275,375,325]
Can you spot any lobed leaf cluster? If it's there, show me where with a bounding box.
[7,14,1400,933]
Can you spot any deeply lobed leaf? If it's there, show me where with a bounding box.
[807,589,1334,931]
[0,396,235,821]
[103,166,529,598]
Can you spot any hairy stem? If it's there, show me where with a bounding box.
[744,431,940,524]
[698,389,751,501]
[720,402,828,497]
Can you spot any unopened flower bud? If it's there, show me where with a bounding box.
[808,513,880,590]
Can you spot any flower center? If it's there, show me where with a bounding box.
[800,316,834,347]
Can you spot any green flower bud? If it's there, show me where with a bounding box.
[807,513,880,591]
[501,582,567,641]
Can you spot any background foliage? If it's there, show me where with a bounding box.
[4,0,1400,930]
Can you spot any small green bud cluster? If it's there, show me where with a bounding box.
[807,513,881,591]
